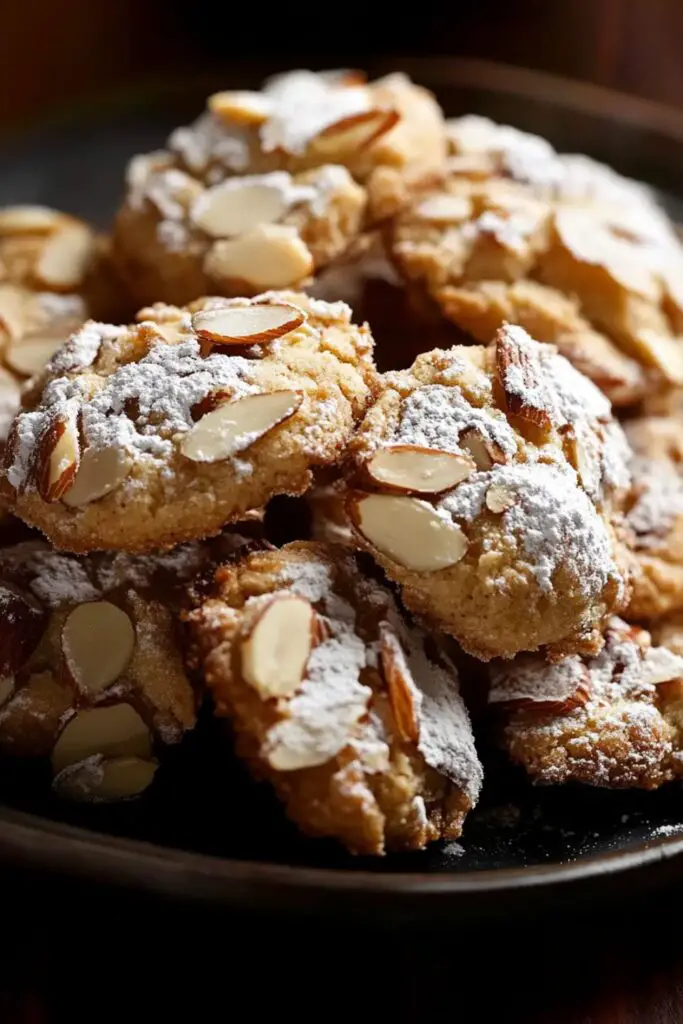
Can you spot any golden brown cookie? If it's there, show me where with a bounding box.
[623,416,683,621]
[345,324,632,660]
[389,165,683,406]
[186,541,482,855]
[0,536,243,800]
[2,292,376,552]
[490,618,683,789]
[113,69,446,306]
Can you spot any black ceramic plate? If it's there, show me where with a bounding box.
[3,59,683,919]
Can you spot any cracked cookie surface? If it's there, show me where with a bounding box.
[186,540,482,855]
[2,291,376,552]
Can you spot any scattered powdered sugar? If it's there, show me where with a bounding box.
[392,609,482,802]
[628,456,683,544]
[649,823,683,839]
[0,543,101,607]
[94,541,216,593]
[392,383,518,459]
[157,220,190,252]
[170,115,251,178]
[462,208,542,254]
[36,292,86,321]
[278,556,335,604]
[259,70,372,156]
[48,321,126,374]
[441,462,615,595]
[489,653,587,706]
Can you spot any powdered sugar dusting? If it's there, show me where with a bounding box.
[441,462,616,595]
[490,654,587,705]
[48,321,126,374]
[393,384,518,459]
[0,543,100,607]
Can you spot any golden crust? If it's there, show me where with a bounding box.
[185,540,482,855]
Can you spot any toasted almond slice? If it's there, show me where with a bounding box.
[349,493,468,572]
[242,594,315,698]
[192,302,304,346]
[485,482,516,513]
[309,108,400,159]
[205,224,314,290]
[379,623,421,743]
[52,703,152,773]
[489,659,591,714]
[180,389,302,463]
[208,90,273,126]
[631,328,683,384]
[0,205,65,236]
[414,193,472,224]
[35,225,94,290]
[367,445,474,495]
[459,428,505,471]
[192,181,289,239]
[35,406,80,503]
[61,600,136,696]
[0,283,27,341]
[0,581,46,676]
[53,755,157,802]
[5,327,71,378]
[495,326,553,434]
[641,646,683,686]
[61,446,131,507]
[0,676,15,708]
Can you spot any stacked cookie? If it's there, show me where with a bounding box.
[2,69,683,855]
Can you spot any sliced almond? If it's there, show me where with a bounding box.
[52,703,152,773]
[61,600,136,696]
[34,225,94,291]
[366,445,474,495]
[61,446,131,507]
[485,482,516,513]
[0,205,65,236]
[192,302,304,346]
[192,182,289,239]
[205,224,314,290]
[180,390,302,463]
[309,108,400,159]
[208,90,272,126]
[563,427,601,496]
[495,326,553,434]
[0,581,46,676]
[242,594,315,698]
[414,193,472,224]
[490,660,591,714]
[35,406,80,503]
[632,328,683,385]
[5,327,71,378]
[349,493,468,572]
[641,645,683,686]
[53,755,157,802]
[460,428,505,471]
[379,623,421,744]
[0,283,27,341]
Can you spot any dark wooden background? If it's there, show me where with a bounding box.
[3,1,683,1020]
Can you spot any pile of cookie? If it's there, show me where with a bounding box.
[2,69,683,855]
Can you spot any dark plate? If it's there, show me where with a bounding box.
[2,59,683,920]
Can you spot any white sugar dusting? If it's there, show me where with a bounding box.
[393,383,518,459]
[489,654,587,705]
[0,543,100,607]
[441,462,616,595]
[48,321,125,374]
[628,456,683,545]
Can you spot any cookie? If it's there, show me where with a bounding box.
[389,168,683,406]
[490,617,683,789]
[345,324,632,660]
[623,416,683,621]
[113,69,446,306]
[185,541,482,855]
[0,537,239,800]
[2,292,376,552]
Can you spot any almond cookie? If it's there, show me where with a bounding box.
[345,324,632,661]
[113,69,446,306]
[490,618,683,789]
[186,541,482,856]
[623,416,683,621]
[389,167,683,406]
[0,536,238,800]
[2,292,376,553]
